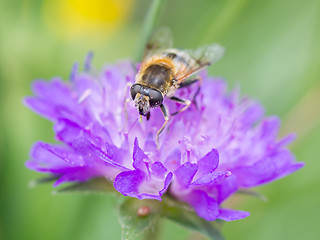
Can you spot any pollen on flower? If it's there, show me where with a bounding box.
[25,58,304,222]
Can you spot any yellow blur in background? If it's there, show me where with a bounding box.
[43,0,133,40]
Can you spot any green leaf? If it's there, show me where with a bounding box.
[54,177,116,194]
[118,198,162,240]
[162,197,224,240]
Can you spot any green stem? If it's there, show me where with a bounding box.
[201,0,249,42]
[143,219,161,240]
[135,0,166,61]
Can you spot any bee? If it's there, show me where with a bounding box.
[130,28,224,144]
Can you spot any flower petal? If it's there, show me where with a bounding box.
[150,162,167,178]
[159,172,173,196]
[232,149,303,187]
[183,190,219,221]
[215,175,238,204]
[192,171,231,186]
[114,170,145,199]
[24,79,85,123]
[26,142,86,170]
[174,162,198,188]
[114,170,173,201]
[133,138,149,170]
[196,148,219,177]
[217,208,250,221]
[26,142,113,186]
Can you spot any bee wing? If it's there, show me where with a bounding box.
[142,27,173,61]
[176,44,225,83]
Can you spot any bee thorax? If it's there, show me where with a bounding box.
[140,64,172,92]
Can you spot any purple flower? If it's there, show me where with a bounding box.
[25,59,304,221]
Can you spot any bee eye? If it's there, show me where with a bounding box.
[130,84,142,100]
[149,89,163,107]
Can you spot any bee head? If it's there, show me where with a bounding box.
[130,84,163,119]
[134,93,151,117]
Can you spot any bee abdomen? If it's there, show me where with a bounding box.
[165,51,190,67]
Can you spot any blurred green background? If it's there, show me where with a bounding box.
[1,0,320,239]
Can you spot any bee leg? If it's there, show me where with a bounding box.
[146,112,151,121]
[170,96,191,116]
[178,77,202,107]
[156,104,169,148]
[178,78,199,88]
[192,77,202,105]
